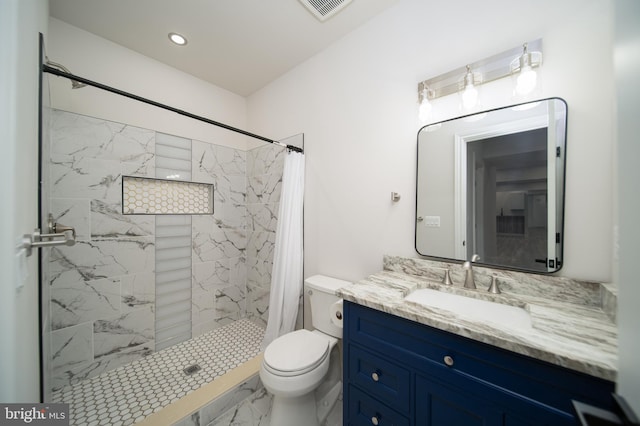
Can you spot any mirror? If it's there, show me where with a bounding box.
[416,98,567,273]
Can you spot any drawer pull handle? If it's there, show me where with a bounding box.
[371,415,380,425]
[444,355,454,367]
[371,371,380,382]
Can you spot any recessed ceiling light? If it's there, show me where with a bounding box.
[168,32,187,46]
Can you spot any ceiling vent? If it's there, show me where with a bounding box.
[299,0,354,22]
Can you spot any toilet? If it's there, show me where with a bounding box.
[260,275,351,426]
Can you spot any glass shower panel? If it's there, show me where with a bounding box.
[39,36,53,402]
[46,110,157,394]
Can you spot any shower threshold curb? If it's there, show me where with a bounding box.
[137,353,264,426]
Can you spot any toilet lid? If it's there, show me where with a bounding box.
[263,329,329,376]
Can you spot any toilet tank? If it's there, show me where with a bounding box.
[305,275,352,338]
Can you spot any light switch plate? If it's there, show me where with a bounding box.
[425,216,440,227]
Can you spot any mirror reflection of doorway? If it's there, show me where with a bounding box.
[467,127,548,271]
[418,98,567,273]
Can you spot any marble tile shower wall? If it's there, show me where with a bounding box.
[190,138,247,338]
[245,145,285,327]
[47,110,283,393]
[49,110,156,394]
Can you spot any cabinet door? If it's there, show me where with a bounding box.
[415,374,575,426]
[502,412,574,426]
[416,374,503,426]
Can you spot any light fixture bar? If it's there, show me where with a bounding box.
[418,39,542,101]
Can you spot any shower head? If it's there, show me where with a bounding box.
[45,58,87,89]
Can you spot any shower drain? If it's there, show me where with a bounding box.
[183,364,201,376]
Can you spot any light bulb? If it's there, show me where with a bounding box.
[461,84,478,110]
[516,65,537,96]
[168,32,188,46]
[418,98,432,122]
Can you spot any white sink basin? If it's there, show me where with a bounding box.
[404,288,532,330]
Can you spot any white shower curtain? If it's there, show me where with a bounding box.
[261,150,305,349]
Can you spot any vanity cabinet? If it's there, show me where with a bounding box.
[343,301,614,426]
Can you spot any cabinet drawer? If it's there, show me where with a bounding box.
[347,385,410,426]
[345,301,615,416]
[348,344,411,414]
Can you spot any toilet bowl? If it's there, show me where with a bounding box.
[260,275,351,426]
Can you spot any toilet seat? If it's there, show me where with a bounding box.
[263,329,330,377]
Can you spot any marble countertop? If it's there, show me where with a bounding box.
[337,270,618,382]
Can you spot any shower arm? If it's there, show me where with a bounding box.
[42,63,304,153]
[44,58,87,89]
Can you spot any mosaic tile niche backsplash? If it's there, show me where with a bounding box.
[46,109,284,393]
[122,176,214,215]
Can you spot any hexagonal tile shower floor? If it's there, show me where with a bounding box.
[52,319,265,426]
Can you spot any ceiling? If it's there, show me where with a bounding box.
[49,0,400,97]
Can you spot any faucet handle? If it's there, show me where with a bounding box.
[442,269,454,286]
[487,275,501,294]
[471,254,480,262]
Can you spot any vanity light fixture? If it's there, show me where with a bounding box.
[460,65,481,112]
[417,39,543,121]
[511,43,542,97]
[418,83,434,122]
[168,32,188,46]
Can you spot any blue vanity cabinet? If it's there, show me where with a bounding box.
[343,301,615,426]
[414,374,504,425]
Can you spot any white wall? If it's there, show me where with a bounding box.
[0,0,48,402]
[614,0,640,413]
[247,0,615,283]
[47,18,249,150]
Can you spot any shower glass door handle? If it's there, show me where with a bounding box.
[20,213,76,256]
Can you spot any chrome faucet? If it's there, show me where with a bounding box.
[463,254,480,289]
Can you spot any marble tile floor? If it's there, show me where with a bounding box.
[193,389,342,426]
[52,319,265,426]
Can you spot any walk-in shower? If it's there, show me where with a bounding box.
[38,45,304,425]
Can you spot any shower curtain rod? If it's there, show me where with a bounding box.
[42,64,304,154]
